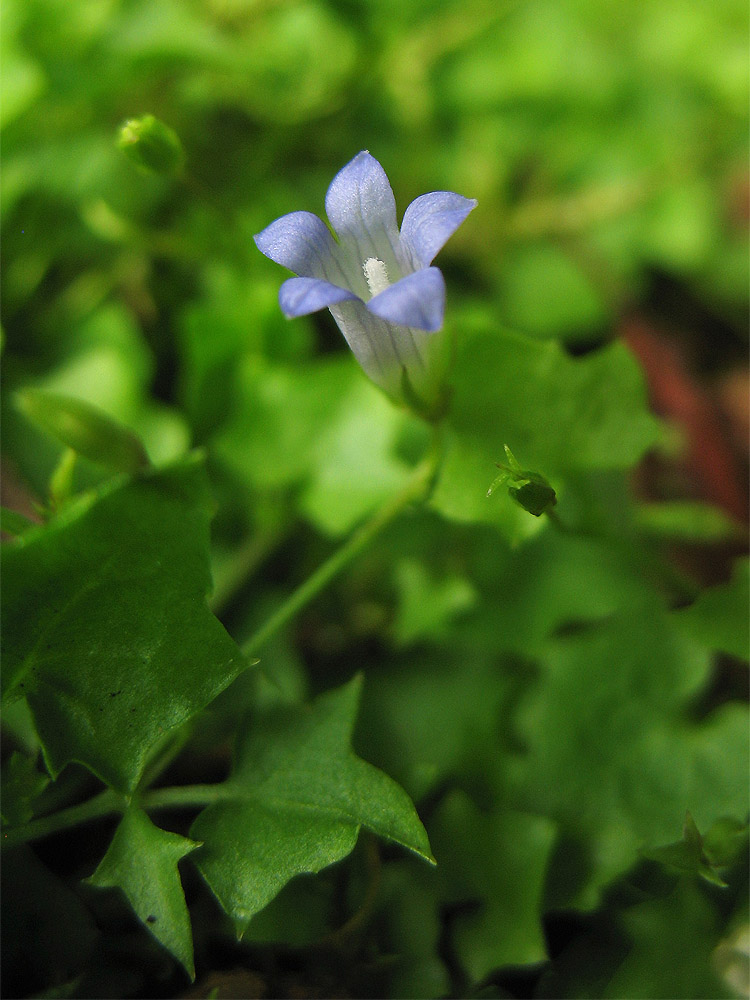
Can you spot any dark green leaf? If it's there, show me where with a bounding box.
[87,807,199,977]
[192,675,433,933]
[1,456,246,792]
[642,812,728,887]
[391,558,476,646]
[0,751,50,825]
[1,846,99,997]
[537,879,736,999]
[431,791,556,979]
[605,881,736,998]
[508,605,749,904]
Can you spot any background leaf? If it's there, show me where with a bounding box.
[507,605,749,906]
[674,558,750,661]
[431,791,557,981]
[431,326,661,536]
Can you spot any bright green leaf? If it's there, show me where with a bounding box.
[432,327,659,534]
[430,429,544,543]
[298,377,417,537]
[87,807,199,977]
[634,501,745,544]
[1,456,246,792]
[449,327,660,474]
[392,558,476,646]
[192,675,434,933]
[674,558,749,661]
[498,243,609,341]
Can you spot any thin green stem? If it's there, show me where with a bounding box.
[2,784,232,849]
[141,784,230,811]
[2,789,125,849]
[241,435,443,658]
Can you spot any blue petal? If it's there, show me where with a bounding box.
[254,211,339,279]
[279,276,357,318]
[400,192,477,267]
[365,267,445,331]
[324,152,400,257]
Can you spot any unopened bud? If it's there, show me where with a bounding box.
[117,115,184,176]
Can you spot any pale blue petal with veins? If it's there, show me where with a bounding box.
[254,151,476,409]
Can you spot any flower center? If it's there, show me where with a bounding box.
[362,257,390,298]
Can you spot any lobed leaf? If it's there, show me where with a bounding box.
[192,675,434,934]
[1,456,246,792]
[432,327,661,533]
[508,605,749,905]
[430,791,557,980]
[87,807,200,978]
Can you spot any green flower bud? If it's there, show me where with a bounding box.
[487,444,557,517]
[117,114,184,176]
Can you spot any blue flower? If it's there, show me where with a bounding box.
[254,151,476,413]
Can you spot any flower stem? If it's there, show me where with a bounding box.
[241,436,442,658]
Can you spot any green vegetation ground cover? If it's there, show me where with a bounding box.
[2,1,748,997]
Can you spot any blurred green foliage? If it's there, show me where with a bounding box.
[2,0,748,997]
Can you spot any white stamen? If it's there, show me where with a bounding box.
[362,257,390,297]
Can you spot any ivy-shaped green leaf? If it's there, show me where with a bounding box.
[432,327,661,533]
[508,605,749,906]
[87,807,200,978]
[1,455,246,792]
[192,675,434,934]
[430,791,557,981]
